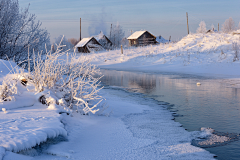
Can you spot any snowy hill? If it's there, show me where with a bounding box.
[80,32,240,77]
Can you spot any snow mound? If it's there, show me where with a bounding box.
[156,36,169,43]
[191,127,239,148]
[175,32,240,52]
[0,104,67,153]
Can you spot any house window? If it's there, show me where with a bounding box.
[134,40,136,44]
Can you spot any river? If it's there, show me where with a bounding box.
[99,69,240,160]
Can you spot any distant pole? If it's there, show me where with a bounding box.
[131,29,132,35]
[110,24,112,39]
[186,12,189,34]
[218,23,219,32]
[121,45,123,54]
[169,36,171,42]
[80,18,81,41]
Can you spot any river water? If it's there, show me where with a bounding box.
[99,69,240,160]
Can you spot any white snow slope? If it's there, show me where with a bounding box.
[79,32,240,78]
[0,61,68,160]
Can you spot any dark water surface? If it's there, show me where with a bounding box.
[99,69,240,160]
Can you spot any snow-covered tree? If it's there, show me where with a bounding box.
[196,21,207,33]
[0,0,50,66]
[222,17,235,33]
[109,23,125,48]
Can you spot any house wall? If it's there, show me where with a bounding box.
[78,46,90,53]
[138,32,157,46]
[128,32,157,47]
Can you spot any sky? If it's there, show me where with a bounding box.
[19,0,240,43]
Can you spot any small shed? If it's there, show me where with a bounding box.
[75,37,103,53]
[94,31,112,49]
[127,31,157,46]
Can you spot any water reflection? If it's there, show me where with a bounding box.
[99,69,240,160]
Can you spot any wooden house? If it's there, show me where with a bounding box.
[127,31,158,46]
[94,31,112,49]
[75,37,103,53]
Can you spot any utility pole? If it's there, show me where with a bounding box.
[80,18,81,41]
[131,29,132,35]
[186,12,189,34]
[110,24,112,39]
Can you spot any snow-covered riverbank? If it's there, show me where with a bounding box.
[0,59,217,159]
[79,32,240,79]
[1,32,239,159]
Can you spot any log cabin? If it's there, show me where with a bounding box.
[127,31,158,46]
[75,37,103,53]
[94,31,113,49]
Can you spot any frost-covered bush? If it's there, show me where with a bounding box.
[196,21,207,33]
[222,17,235,33]
[0,42,104,114]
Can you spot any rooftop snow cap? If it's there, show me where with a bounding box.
[75,37,92,47]
[127,30,156,40]
[127,31,146,40]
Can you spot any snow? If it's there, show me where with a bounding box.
[35,88,215,160]
[156,36,169,43]
[79,32,240,78]
[0,103,67,152]
[127,30,147,39]
[75,37,92,47]
[2,32,239,159]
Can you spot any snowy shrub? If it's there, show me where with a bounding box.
[222,17,235,33]
[196,21,207,33]
[0,66,25,102]
[0,42,104,114]
[232,42,239,62]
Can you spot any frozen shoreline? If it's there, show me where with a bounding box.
[34,87,216,160]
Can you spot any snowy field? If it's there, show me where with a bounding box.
[79,32,240,79]
[0,32,239,159]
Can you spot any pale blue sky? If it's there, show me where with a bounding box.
[19,0,240,43]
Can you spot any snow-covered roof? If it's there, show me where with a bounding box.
[75,37,92,47]
[127,31,146,40]
[127,30,156,40]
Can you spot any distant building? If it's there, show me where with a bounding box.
[75,37,103,53]
[94,31,112,49]
[127,31,158,46]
